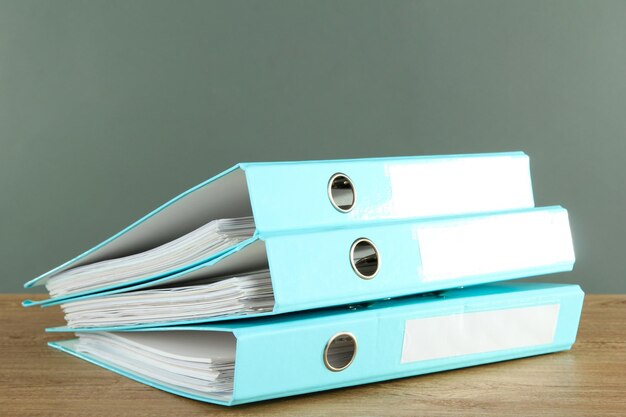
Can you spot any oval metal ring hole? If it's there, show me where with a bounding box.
[328,173,356,212]
[323,332,358,372]
[350,238,380,279]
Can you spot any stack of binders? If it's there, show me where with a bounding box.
[24,152,584,406]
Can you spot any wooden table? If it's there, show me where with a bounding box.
[1,294,625,416]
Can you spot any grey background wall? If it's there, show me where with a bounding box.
[1,0,624,293]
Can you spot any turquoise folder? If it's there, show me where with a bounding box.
[49,283,585,406]
[24,152,534,305]
[43,205,575,331]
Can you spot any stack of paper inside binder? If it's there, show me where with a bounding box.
[24,152,584,406]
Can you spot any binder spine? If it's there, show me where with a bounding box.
[268,206,575,314]
[244,152,534,234]
[231,285,584,404]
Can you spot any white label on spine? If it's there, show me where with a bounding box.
[415,210,574,282]
[401,304,560,363]
[388,156,533,218]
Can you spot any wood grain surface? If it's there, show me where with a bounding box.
[1,294,624,416]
